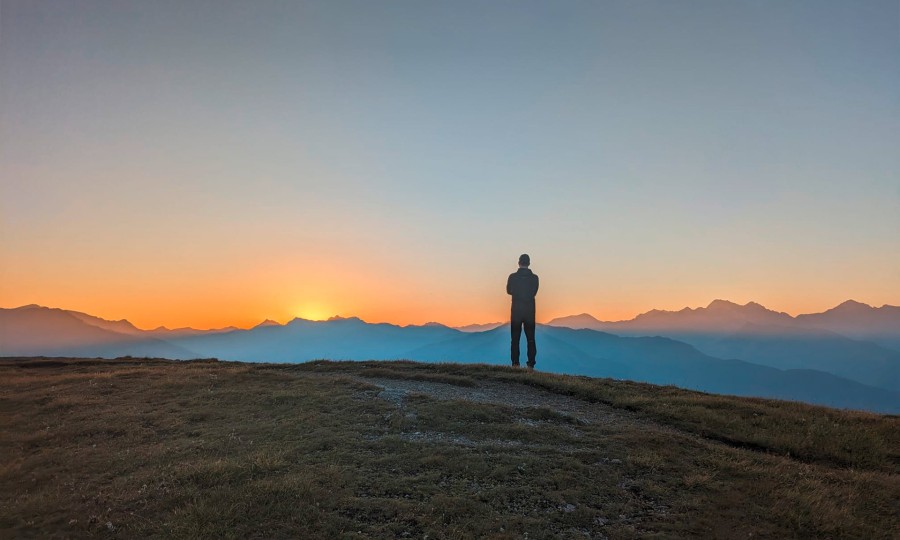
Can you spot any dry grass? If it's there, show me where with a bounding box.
[296,360,900,472]
[1,357,898,538]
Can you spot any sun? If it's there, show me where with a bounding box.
[294,304,333,322]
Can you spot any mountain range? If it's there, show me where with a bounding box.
[547,299,900,392]
[1,302,898,413]
[548,299,900,349]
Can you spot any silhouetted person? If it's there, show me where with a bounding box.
[507,253,539,368]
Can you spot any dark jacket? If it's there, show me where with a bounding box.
[507,268,539,314]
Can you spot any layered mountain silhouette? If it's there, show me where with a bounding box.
[2,302,898,413]
[548,300,900,392]
[548,299,900,344]
[0,305,194,359]
[795,300,900,349]
[172,316,462,363]
[453,321,506,332]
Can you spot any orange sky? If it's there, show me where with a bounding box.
[2,166,897,329]
[2,242,897,330]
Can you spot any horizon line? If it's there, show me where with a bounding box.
[4,298,896,333]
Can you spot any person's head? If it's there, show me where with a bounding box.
[518,253,530,268]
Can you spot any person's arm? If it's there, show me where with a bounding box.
[507,274,513,295]
[533,275,539,297]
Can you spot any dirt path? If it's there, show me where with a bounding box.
[352,375,661,431]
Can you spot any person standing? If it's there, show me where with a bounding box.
[507,253,539,369]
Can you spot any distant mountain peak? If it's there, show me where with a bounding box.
[253,319,281,329]
[454,321,507,332]
[197,325,239,333]
[328,315,364,323]
[547,313,602,324]
[834,299,872,310]
[706,299,741,310]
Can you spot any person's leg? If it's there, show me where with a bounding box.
[524,315,537,368]
[510,316,522,366]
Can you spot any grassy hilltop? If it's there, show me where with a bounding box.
[1,358,898,538]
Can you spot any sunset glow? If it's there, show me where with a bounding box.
[293,304,336,323]
[1,1,898,330]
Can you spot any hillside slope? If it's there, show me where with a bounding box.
[1,358,897,538]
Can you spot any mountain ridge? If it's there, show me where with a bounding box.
[548,299,899,331]
[6,299,897,336]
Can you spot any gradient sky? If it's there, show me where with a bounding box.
[1,0,898,329]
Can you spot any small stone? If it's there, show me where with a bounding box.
[561,503,576,513]
[610,459,622,464]
[68,519,78,525]
[106,521,115,531]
